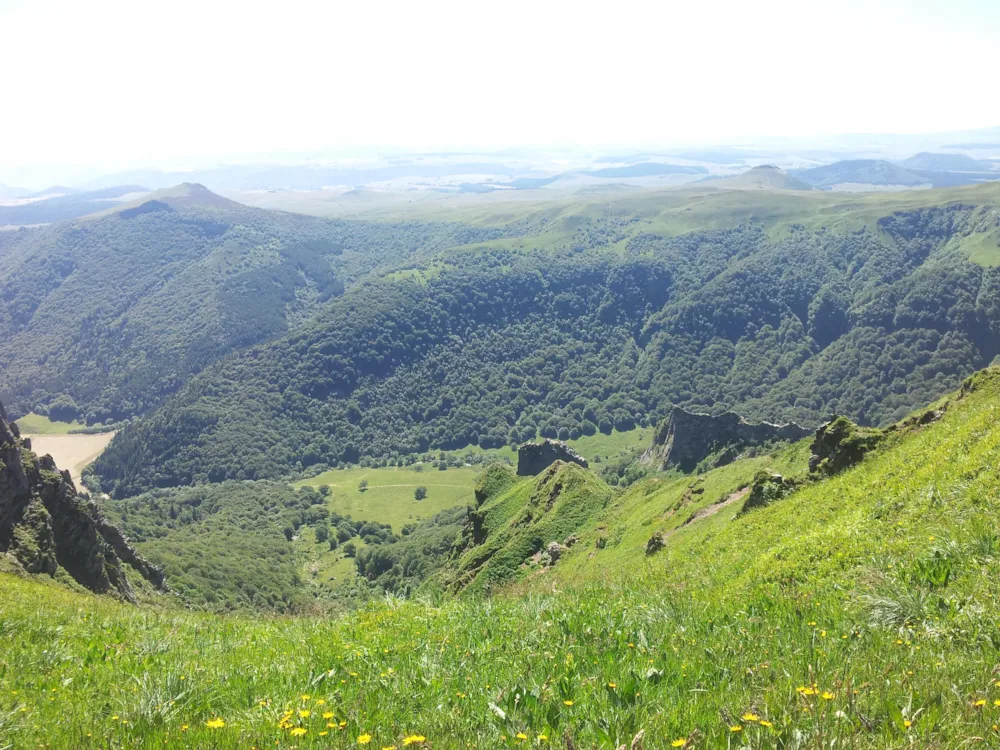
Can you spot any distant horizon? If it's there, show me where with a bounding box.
[3,123,1000,192]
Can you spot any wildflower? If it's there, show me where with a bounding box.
[903,720,912,729]
[291,727,307,737]
[671,740,686,747]
[299,709,311,718]
[320,732,329,737]
[206,718,225,729]
[741,713,759,722]
[995,700,1000,707]
[358,733,372,744]
[975,699,987,707]
[538,734,548,741]
[821,692,835,700]
[315,698,326,705]
[563,700,574,706]
[181,725,189,732]
[760,720,773,728]
[323,711,335,719]
[730,725,742,732]
[383,746,397,750]
[516,733,529,741]
[607,682,617,689]
[402,736,426,746]
[301,694,311,702]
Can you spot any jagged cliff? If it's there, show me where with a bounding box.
[517,439,589,476]
[642,406,812,472]
[0,400,163,600]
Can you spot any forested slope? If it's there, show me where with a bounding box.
[0,184,515,422]
[94,200,1000,496]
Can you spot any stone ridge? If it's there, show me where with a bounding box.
[0,400,164,600]
[642,406,812,472]
[517,439,589,476]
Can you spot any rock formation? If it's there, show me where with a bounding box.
[517,439,589,476]
[808,416,884,475]
[0,400,163,600]
[643,407,812,472]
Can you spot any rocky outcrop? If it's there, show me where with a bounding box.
[808,416,884,475]
[642,407,812,472]
[739,471,800,515]
[0,400,163,600]
[517,439,589,476]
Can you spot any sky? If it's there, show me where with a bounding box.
[1,0,999,186]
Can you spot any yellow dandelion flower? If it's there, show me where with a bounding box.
[903,720,912,729]
[538,735,548,741]
[995,700,1000,707]
[290,727,307,737]
[730,725,742,732]
[821,692,835,700]
[975,699,987,707]
[205,718,225,729]
[301,694,311,702]
[516,733,528,741]
[323,711,335,719]
[320,731,329,737]
[671,740,686,748]
[402,736,426,745]
[742,713,759,722]
[181,725,189,732]
[315,698,326,705]
[607,682,617,689]
[358,733,372,744]
[299,709,311,718]
[383,746,397,750]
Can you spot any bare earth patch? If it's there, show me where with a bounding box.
[23,432,116,487]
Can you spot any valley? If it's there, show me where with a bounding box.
[4,142,1000,749]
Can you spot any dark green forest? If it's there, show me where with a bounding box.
[92,203,1000,496]
[0,186,517,422]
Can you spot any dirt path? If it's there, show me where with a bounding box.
[23,432,116,488]
[682,486,749,525]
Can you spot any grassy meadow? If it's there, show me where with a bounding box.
[14,412,81,435]
[4,372,1000,747]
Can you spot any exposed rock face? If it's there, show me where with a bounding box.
[642,407,812,472]
[0,400,163,600]
[517,439,589,476]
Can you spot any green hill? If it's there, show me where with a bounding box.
[4,367,1000,747]
[0,185,516,423]
[93,195,1000,496]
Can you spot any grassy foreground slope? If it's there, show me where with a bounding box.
[4,371,1000,747]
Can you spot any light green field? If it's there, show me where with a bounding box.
[14,412,81,434]
[432,427,653,466]
[295,465,482,532]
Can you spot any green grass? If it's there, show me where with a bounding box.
[5,372,1000,747]
[295,465,481,533]
[13,412,81,434]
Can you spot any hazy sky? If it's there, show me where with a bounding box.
[2,0,998,182]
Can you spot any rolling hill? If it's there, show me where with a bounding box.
[792,159,929,189]
[700,164,812,191]
[0,184,518,423]
[91,188,1000,497]
[901,151,994,172]
[0,184,149,226]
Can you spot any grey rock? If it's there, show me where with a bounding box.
[642,407,811,472]
[517,439,588,476]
